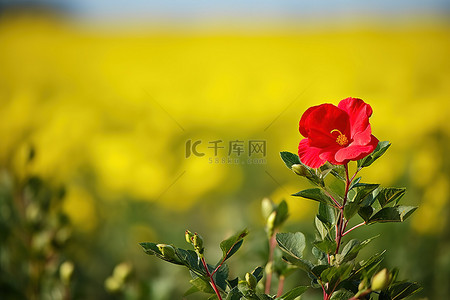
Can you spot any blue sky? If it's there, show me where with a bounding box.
[8,0,450,20]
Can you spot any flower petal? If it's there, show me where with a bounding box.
[298,139,326,168]
[318,144,345,165]
[338,98,373,144]
[334,135,379,162]
[299,103,350,148]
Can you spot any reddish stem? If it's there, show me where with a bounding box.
[335,164,351,255]
[265,233,277,294]
[323,189,342,209]
[349,288,372,299]
[343,222,366,236]
[276,275,285,297]
[201,257,223,300]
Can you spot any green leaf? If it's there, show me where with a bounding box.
[139,242,184,265]
[311,265,330,279]
[318,163,334,178]
[280,151,301,169]
[189,277,214,294]
[353,183,380,204]
[313,239,337,255]
[251,266,264,283]
[321,264,354,293]
[256,294,275,300]
[348,177,362,190]
[368,206,417,224]
[330,165,346,181]
[339,237,377,264]
[282,255,314,273]
[292,188,334,206]
[357,141,391,168]
[318,202,336,226]
[219,229,248,263]
[276,286,309,300]
[274,200,289,228]
[176,248,205,276]
[377,188,406,208]
[329,289,355,300]
[213,263,229,291]
[360,190,378,207]
[315,217,328,240]
[387,281,422,299]
[312,246,328,265]
[225,287,242,300]
[354,251,386,278]
[276,232,306,259]
[345,183,378,219]
[344,201,360,220]
[183,285,200,297]
[358,206,373,222]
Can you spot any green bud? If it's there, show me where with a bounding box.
[358,278,368,291]
[266,211,277,237]
[261,197,275,220]
[157,243,174,256]
[329,255,336,266]
[245,272,257,290]
[157,244,181,263]
[291,164,308,176]
[60,261,74,285]
[185,230,195,244]
[193,233,204,255]
[371,268,391,291]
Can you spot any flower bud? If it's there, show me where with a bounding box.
[157,244,182,263]
[358,278,368,291]
[60,261,74,285]
[157,243,175,256]
[261,198,275,220]
[185,230,195,244]
[329,255,335,266]
[193,233,204,255]
[245,272,257,290]
[371,268,391,291]
[266,211,277,237]
[291,164,308,176]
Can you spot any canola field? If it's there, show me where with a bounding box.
[0,12,449,299]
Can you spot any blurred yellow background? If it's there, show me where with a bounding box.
[0,3,449,299]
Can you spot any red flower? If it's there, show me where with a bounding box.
[298,97,379,168]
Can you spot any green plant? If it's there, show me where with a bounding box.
[140,98,421,300]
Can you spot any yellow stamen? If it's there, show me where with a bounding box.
[330,129,348,146]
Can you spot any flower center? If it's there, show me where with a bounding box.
[330,129,349,146]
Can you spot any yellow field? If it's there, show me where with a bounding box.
[0,13,449,238]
